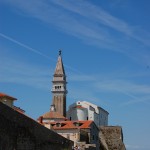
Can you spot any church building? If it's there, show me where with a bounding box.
[67,101,109,127]
[38,51,109,149]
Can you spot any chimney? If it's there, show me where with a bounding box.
[39,116,43,124]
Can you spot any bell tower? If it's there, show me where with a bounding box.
[51,50,67,117]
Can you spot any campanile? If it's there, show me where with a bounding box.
[51,51,67,117]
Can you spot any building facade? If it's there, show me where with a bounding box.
[67,101,109,127]
[42,120,100,150]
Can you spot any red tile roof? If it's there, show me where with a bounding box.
[0,93,17,100]
[74,105,86,109]
[44,120,93,130]
[41,111,66,119]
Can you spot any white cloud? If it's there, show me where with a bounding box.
[68,72,150,106]
[2,0,150,53]
[0,51,51,90]
[1,0,150,106]
[1,45,150,106]
[51,0,150,46]
[51,0,131,34]
[95,79,150,94]
[1,0,149,68]
[0,33,55,61]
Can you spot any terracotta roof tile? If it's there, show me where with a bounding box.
[74,105,86,109]
[42,111,66,119]
[0,93,17,100]
[46,120,93,130]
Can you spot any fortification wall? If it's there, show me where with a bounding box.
[99,126,126,150]
[0,102,73,150]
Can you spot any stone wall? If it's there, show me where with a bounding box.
[99,126,126,150]
[0,102,73,150]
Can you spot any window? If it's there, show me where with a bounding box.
[56,123,61,127]
[73,122,83,127]
[55,86,61,90]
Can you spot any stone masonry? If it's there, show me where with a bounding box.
[0,102,73,150]
[99,126,126,150]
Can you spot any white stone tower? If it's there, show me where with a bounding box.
[51,50,67,117]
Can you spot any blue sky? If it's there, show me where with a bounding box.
[0,0,150,149]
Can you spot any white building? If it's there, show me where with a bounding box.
[67,101,109,127]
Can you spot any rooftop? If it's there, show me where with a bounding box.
[44,120,94,130]
[0,93,17,100]
[40,111,66,119]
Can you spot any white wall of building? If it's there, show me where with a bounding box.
[67,101,109,127]
[99,108,108,126]
[68,106,88,121]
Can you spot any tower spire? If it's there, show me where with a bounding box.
[51,50,67,117]
[54,50,65,76]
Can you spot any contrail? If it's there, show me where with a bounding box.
[0,32,55,61]
[0,32,82,74]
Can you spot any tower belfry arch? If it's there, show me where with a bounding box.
[51,51,67,117]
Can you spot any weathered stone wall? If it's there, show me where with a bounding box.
[0,102,73,150]
[99,126,126,150]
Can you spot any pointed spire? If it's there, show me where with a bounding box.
[54,50,65,76]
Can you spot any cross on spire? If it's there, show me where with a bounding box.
[59,49,62,56]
